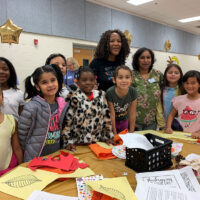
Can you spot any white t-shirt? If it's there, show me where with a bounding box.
[2,88,25,121]
[59,86,70,99]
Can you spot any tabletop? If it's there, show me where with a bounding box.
[0,138,199,199]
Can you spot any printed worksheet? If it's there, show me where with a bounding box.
[179,166,200,192]
[135,183,200,200]
[136,166,200,192]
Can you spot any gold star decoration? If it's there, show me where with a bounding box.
[164,40,171,52]
[0,19,23,44]
[124,30,133,46]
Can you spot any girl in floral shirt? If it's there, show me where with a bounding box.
[132,47,163,130]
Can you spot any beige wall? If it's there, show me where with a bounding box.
[0,32,199,90]
[0,32,96,90]
[127,48,200,74]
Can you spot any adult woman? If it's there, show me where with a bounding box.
[90,29,130,91]
[66,57,80,87]
[132,47,163,130]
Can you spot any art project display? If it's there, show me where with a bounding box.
[0,166,58,199]
[85,177,138,200]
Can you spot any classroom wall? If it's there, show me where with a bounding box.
[0,0,200,56]
[0,32,199,91]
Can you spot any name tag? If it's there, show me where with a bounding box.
[148,78,156,83]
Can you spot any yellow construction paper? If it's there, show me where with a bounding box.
[0,159,95,199]
[0,166,58,200]
[135,130,197,142]
[96,142,114,149]
[85,177,138,200]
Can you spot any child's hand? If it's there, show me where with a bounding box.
[192,132,200,139]
[164,127,173,134]
[66,144,76,152]
[106,139,117,145]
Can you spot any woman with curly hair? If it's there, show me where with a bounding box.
[90,29,130,91]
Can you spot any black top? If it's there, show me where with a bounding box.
[89,58,119,91]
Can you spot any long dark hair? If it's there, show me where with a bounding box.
[45,53,66,65]
[94,29,130,65]
[132,47,155,72]
[24,64,63,99]
[161,64,184,104]
[183,70,200,93]
[0,57,18,89]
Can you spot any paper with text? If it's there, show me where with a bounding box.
[135,182,200,200]
[136,166,200,192]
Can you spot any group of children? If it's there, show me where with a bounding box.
[0,53,200,176]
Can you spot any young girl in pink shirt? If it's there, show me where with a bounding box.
[165,70,200,139]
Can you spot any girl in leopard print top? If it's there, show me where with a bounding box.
[62,67,115,151]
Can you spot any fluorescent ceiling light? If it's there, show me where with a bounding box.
[127,0,154,6]
[179,16,200,23]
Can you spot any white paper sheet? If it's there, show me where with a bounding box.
[26,190,78,200]
[119,133,154,150]
[185,153,200,162]
[136,166,200,192]
[135,182,200,200]
[136,169,187,190]
[179,166,200,192]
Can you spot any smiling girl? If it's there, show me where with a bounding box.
[0,57,25,121]
[106,65,137,134]
[45,53,71,98]
[156,64,184,129]
[62,67,115,151]
[18,64,68,162]
[165,70,200,139]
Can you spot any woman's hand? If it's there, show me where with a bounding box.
[164,127,173,134]
[65,144,76,152]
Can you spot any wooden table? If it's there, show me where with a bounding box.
[0,139,199,199]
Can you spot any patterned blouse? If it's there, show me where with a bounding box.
[132,69,163,126]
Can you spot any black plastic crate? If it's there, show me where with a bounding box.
[125,133,173,172]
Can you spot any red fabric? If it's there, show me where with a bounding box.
[89,144,116,160]
[27,151,88,171]
[88,92,94,101]
[91,191,117,200]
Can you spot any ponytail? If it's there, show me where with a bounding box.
[24,75,39,100]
